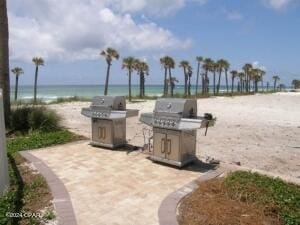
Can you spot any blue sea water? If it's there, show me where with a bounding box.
[10,84,236,102]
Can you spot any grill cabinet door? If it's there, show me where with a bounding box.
[153,132,167,159]
[92,119,112,144]
[166,133,180,162]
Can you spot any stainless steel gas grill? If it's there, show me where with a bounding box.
[81,96,139,149]
[140,98,216,167]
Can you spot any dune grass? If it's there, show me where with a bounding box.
[224,171,300,225]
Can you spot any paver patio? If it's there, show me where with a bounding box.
[29,141,214,225]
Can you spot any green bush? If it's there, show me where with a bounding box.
[10,106,61,133]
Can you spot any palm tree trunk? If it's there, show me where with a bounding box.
[201,72,205,95]
[168,67,172,96]
[225,70,229,93]
[104,63,111,95]
[0,0,10,124]
[184,68,187,97]
[195,62,200,96]
[231,77,234,94]
[128,71,132,101]
[213,71,216,95]
[163,68,167,96]
[139,72,142,98]
[217,70,221,94]
[204,70,208,95]
[188,76,191,97]
[142,75,145,97]
[34,66,38,104]
[14,76,18,100]
[274,80,277,91]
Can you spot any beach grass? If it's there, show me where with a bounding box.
[179,171,300,225]
[225,171,300,225]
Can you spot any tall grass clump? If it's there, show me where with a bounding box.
[10,106,61,133]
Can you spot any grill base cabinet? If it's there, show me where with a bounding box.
[152,128,196,167]
[91,118,126,149]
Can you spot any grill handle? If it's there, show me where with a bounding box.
[166,139,171,155]
[161,138,166,153]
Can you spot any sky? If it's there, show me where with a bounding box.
[7,0,300,86]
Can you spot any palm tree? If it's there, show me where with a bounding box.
[292,79,300,89]
[223,60,230,93]
[252,68,261,92]
[160,56,169,96]
[238,72,245,92]
[202,58,213,95]
[100,47,119,95]
[187,66,193,97]
[260,70,266,92]
[166,57,175,96]
[32,57,44,104]
[211,61,217,95]
[273,75,280,91]
[135,59,149,98]
[0,0,10,124]
[230,70,238,94]
[11,67,24,100]
[122,57,136,101]
[216,59,224,94]
[167,77,179,97]
[242,63,252,92]
[179,60,190,97]
[195,56,203,96]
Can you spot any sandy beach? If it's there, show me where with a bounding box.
[49,93,300,183]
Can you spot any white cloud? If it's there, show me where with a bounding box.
[109,0,208,16]
[221,8,243,21]
[252,61,267,71]
[226,11,243,20]
[263,0,294,10]
[8,0,192,62]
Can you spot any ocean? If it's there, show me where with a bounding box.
[10,84,238,102]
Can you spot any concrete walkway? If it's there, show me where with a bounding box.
[28,141,214,225]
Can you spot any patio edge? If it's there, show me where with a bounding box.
[20,151,77,225]
[158,168,224,225]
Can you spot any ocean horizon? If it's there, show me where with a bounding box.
[9,84,273,102]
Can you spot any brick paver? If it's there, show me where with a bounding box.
[29,141,212,225]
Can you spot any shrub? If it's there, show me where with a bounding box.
[28,107,60,132]
[10,106,61,133]
[7,130,80,154]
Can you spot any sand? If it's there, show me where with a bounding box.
[48,93,300,184]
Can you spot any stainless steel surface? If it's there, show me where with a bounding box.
[81,96,138,149]
[140,98,216,167]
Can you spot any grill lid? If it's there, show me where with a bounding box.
[91,96,126,110]
[140,98,215,130]
[81,96,138,119]
[154,98,197,118]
